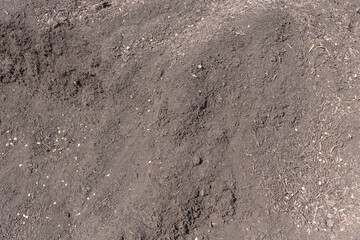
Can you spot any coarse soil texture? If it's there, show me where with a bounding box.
[1,0,360,239]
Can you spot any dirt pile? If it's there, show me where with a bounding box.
[1,0,360,239]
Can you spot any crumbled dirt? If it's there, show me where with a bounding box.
[1,0,360,239]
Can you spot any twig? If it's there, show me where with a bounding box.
[312,204,318,224]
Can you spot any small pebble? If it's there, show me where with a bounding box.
[193,155,202,166]
[327,219,334,228]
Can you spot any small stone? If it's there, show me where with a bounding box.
[192,155,202,166]
[327,219,334,228]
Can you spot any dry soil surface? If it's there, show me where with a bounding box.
[1,0,360,239]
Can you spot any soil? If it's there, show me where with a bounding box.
[1,0,360,239]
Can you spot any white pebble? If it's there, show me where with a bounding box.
[53,202,56,205]
[19,164,22,167]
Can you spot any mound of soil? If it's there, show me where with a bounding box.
[1,0,360,239]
